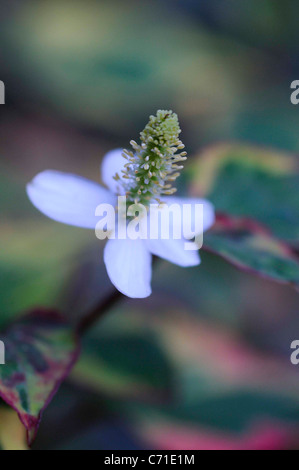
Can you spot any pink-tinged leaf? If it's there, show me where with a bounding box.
[189,143,299,244]
[0,309,80,446]
[203,214,299,286]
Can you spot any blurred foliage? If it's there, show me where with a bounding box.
[75,331,173,398]
[0,0,284,147]
[176,0,298,51]
[189,144,299,288]
[36,303,299,450]
[0,219,90,326]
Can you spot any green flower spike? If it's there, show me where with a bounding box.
[118,110,187,207]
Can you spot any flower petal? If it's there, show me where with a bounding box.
[161,196,215,237]
[146,237,201,267]
[27,170,116,229]
[101,149,127,195]
[104,238,152,298]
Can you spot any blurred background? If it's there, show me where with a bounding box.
[1,0,299,450]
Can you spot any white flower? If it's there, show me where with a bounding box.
[27,111,215,299]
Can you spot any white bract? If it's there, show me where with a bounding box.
[27,111,215,298]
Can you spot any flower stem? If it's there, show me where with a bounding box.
[76,257,159,335]
[77,289,124,335]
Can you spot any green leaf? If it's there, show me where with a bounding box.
[127,391,299,434]
[94,306,299,440]
[203,215,299,286]
[190,144,299,244]
[0,310,80,446]
[0,221,90,326]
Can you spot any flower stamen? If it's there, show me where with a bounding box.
[116,110,187,207]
